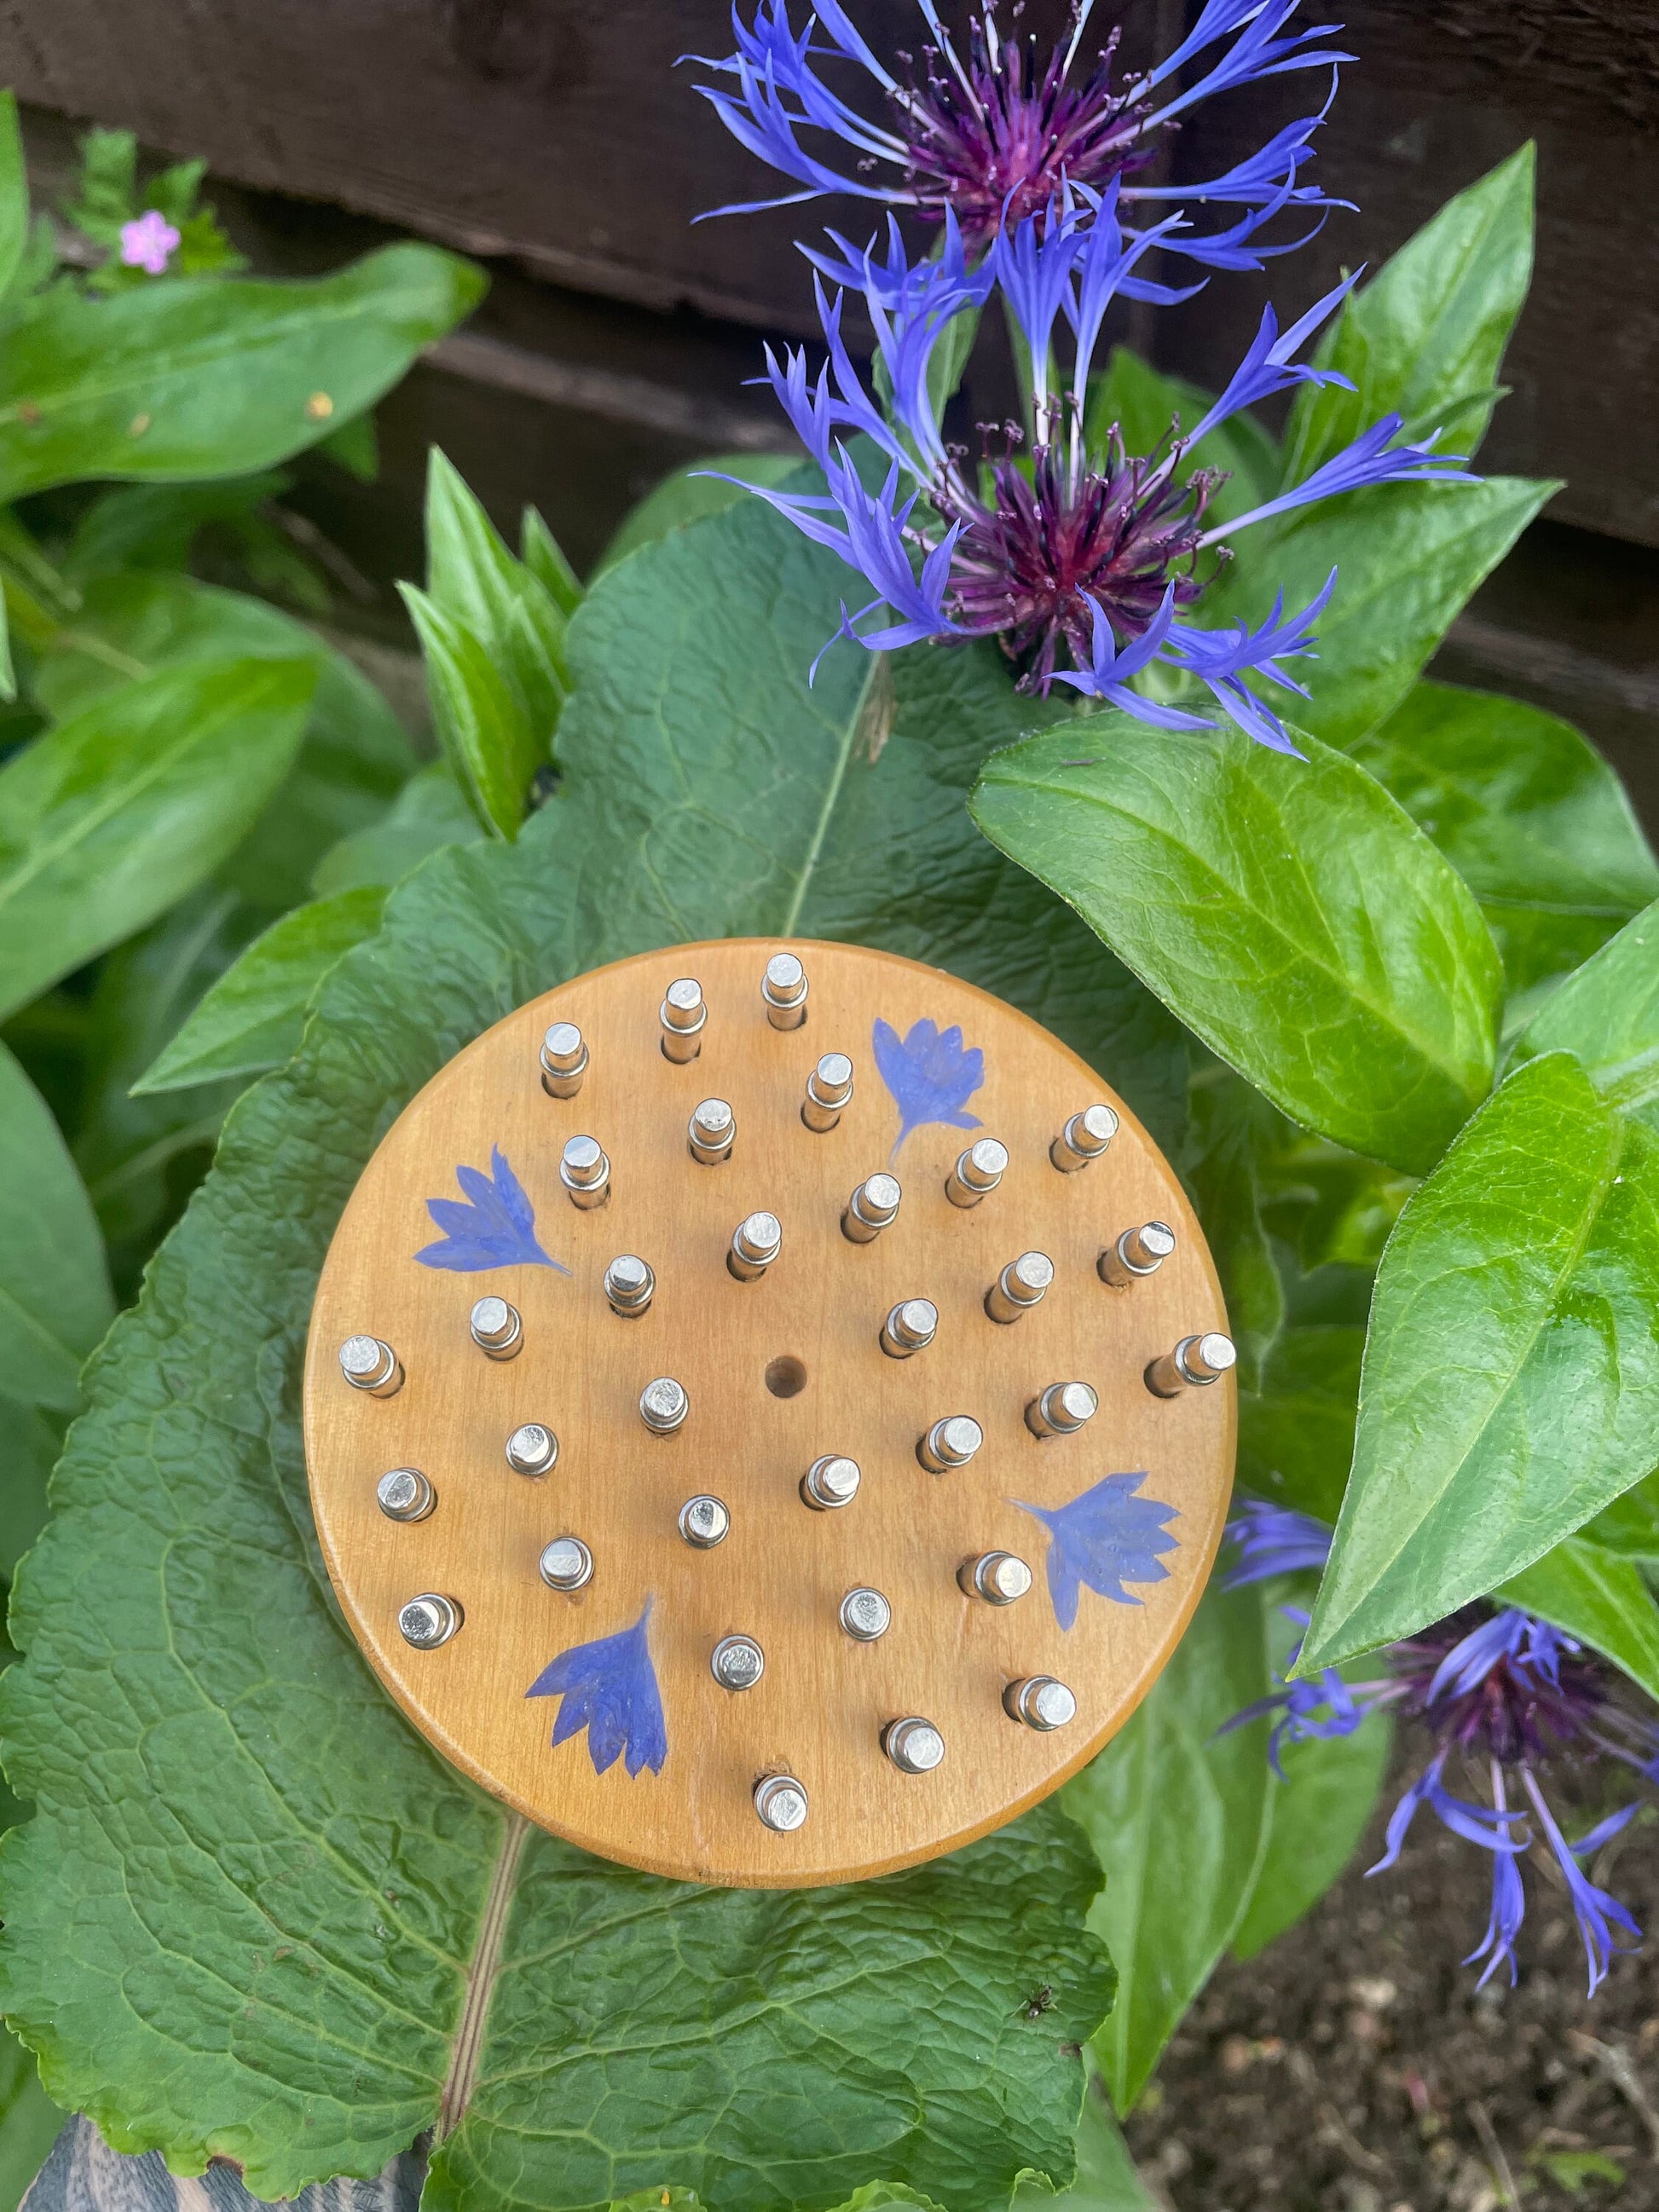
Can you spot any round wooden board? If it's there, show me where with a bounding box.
[303,939,1234,1886]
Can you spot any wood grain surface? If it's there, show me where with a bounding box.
[303,939,1234,1887]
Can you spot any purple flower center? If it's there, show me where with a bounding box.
[1393,1608,1608,1769]
[892,13,1149,253]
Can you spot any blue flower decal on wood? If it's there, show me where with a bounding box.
[526,1599,667,1777]
[416,1145,569,1273]
[1014,1473,1181,1630]
[872,1017,985,1158]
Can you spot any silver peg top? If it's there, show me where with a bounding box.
[679,1493,730,1547]
[540,1536,593,1591]
[986,1249,1055,1324]
[339,1334,401,1396]
[506,1422,558,1476]
[728,1210,783,1280]
[711,1634,766,1691]
[399,1594,461,1649]
[840,1586,892,1641]
[801,1051,854,1131]
[754,1774,809,1832]
[1026,1380,1099,1438]
[883,1717,946,1774]
[1099,1220,1176,1286]
[762,951,809,1029]
[842,1171,902,1243]
[801,1453,861,1510]
[959,1551,1032,1604]
[560,1134,610,1208]
[881,1297,938,1359]
[1147,1331,1237,1395]
[540,1019,588,1098]
[604,1253,655,1317]
[660,977,707,1061]
[470,1294,523,1358]
[1004,1675,1078,1730]
[689,1097,736,1164]
[919,1414,983,1472]
[639,1375,690,1434]
[1051,1104,1119,1173]
[376,1467,435,1523]
[946,1137,1009,1208]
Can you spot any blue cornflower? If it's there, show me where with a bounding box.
[526,1600,668,1778]
[1219,1506,1659,1995]
[1014,1471,1181,1630]
[416,1146,569,1274]
[871,1014,984,1154]
[721,188,1474,748]
[686,0,1350,259]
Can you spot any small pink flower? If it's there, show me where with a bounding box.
[118,210,181,276]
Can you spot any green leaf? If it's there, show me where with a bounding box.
[1352,683,1659,993]
[0,95,28,313]
[0,245,484,500]
[1301,1052,1659,1672]
[1236,1325,1366,1525]
[1580,1469,1659,1566]
[1500,1537,1659,1705]
[0,1397,61,1583]
[1230,1612,1393,1961]
[521,506,582,616]
[309,760,484,898]
[0,490,1156,2203]
[0,655,317,1020]
[970,721,1501,1175]
[596,453,804,577]
[423,448,571,748]
[0,2036,65,2212]
[1014,2066,1158,2212]
[398,583,540,840]
[1282,145,1535,481]
[1516,898,1659,1118]
[1064,1581,1272,2114]
[0,1042,112,1412]
[1084,346,1280,528]
[133,887,388,1093]
[1205,476,1556,748]
[1182,1070,1285,1389]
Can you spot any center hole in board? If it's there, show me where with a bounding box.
[765,1355,807,1399]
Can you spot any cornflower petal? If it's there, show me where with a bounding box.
[1051,587,1211,727]
[990,194,1084,407]
[1125,106,1343,211]
[1210,414,1479,540]
[1367,1751,1526,1877]
[1466,1846,1527,1989]
[1223,1499,1333,1586]
[1143,0,1353,125]
[1182,276,1358,448]
[1522,1770,1643,1995]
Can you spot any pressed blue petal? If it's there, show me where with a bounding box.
[416,1148,567,1274]
[1015,1471,1181,1631]
[528,1601,668,1779]
[872,1014,986,1154]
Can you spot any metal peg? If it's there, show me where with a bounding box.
[339,1334,402,1397]
[842,1171,901,1245]
[470,1295,523,1360]
[399,1594,461,1650]
[801,1052,853,1133]
[679,1494,730,1548]
[540,1537,593,1591]
[688,1097,735,1165]
[883,1716,945,1774]
[506,1422,558,1476]
[801,1453,861,1510]
[604,1254,655,1318]
[377,1468,435,1523]
[560,1135,610,1209]
[1146,1331,1237,1397]
[880,1297,937,1359]
[754,1773,809,1831]
[958,1551,1032,1605]
[639,1376,689,1435]
[712,1634,766,1691]
[1099,1221,1176,1287]
[945,1138,1009,1209]
[917,1415,982,1473]
[840,1587,891,1641]
[539,1019,587,1098]
[660,977,707,1063]
[985,1250,1054,1325]
[1050,1105,1119,1173]
[762,950,809,1030]
[1026,1381,1098,1439]
[1003,1675,1078,1730]
[728,1210,783,1282]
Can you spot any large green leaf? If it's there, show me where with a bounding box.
[970,722,1500,1174]
[0,2035,63,2212]
[0,1398,61,1583]
[0,490,1161,2203]
[1300,1052,1659,1671]
[1063,1582,1271,2115]
[133,887,388,1094]
[1352,684,1659,993]
[309,760,484,898]
[1204,476,1555,749]
[0,1042,111,1412]
[1281,144,1535,480]
[1516,898,1659,1118]
[1500,1538,1659,1705]
[597,453,803,576]
[0,95,26,315]
[1182,1070,1285,1390]
[0,656,316,1020]
[1014,2064,1157,2212]
[0,245,483,500]
[1581,1470,1659,1566]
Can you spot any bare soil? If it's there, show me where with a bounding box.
[1122,1762,1659,2212]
